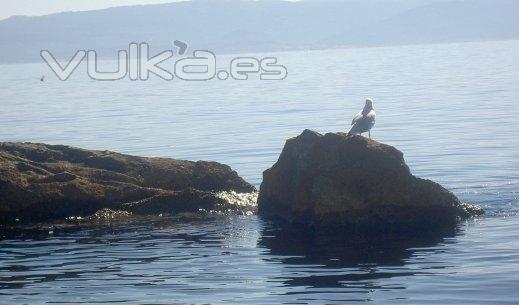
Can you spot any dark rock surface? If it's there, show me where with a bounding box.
[257,130,483,227]
[0,142,254,223]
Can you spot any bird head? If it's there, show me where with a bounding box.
[364,98,373,110]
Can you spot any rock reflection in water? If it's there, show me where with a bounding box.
[258,223,459,289]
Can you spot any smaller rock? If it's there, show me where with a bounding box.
[0,142,255,222]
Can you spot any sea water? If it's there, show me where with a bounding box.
[0,40,518,304]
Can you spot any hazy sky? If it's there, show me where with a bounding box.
[0,0,449,21]
[0,0,187,20]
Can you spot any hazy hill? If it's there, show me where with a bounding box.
[0,0,518,63]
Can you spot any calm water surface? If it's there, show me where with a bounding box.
[1,40,519,304]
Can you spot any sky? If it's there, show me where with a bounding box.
[0,0,449,21]
[0,0,186,20]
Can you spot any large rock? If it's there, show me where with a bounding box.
[0,142,255,222]
[258,130,483,227]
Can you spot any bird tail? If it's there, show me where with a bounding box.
[347,125,355,136]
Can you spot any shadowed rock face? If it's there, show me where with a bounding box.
[0,142,255,222]
[258,130,483,227]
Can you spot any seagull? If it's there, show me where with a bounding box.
[40,75,45,82]
[347,98,376,138]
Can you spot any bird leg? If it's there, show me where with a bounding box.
[369,131,371,139]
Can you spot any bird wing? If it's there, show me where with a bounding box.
[351,111,363,125]
[365,110,376,121]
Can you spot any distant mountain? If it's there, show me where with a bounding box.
[0,0,518,63]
